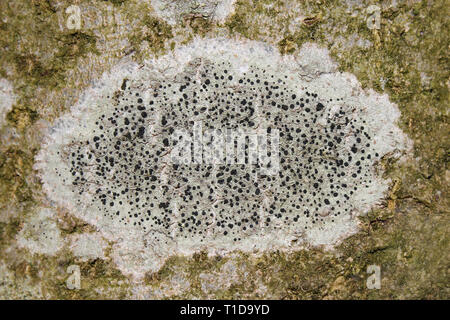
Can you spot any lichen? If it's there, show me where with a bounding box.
[0,0,448,299]
[16,207,64,256]
[35,38,408,279]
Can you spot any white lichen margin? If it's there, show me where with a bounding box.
[69,233,108,261]
[151,0,236,25]
[35,38,411,279]
[16,207,64,256]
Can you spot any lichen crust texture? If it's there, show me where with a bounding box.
[35,38,409,278]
